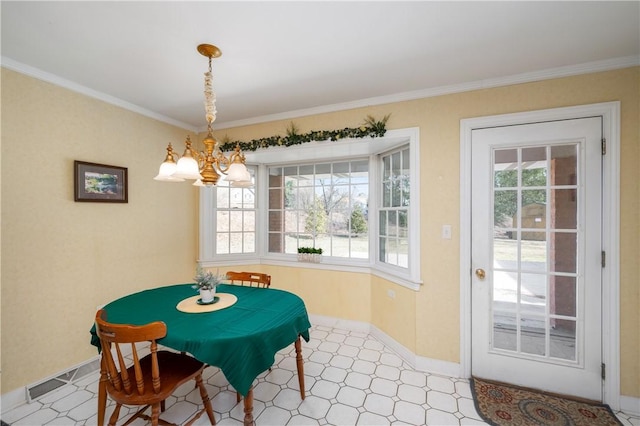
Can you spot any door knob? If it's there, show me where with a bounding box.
[475,268,486,280]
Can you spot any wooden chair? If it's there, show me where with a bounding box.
[226,271,271,288]
[94,309,216,426]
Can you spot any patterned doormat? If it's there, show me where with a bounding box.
[471,377,622,426]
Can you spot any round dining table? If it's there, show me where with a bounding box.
[90,283,311,425]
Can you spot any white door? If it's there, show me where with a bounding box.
[471,117,603,400]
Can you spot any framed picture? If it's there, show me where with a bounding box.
[74,161,128,203]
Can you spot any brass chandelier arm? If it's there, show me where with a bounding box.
[155,43,251,187]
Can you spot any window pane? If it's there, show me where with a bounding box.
[550,189,577,229]
[551,232,577,273]
[268,159,369,258]
[391,152,401,176]
[398,238,408,267]
[269,167,283,188]
[269,188,283,209]
[551,145,578,186]
[383,155,391,180]
[216,233,229,254]
[379,237,386,262]
[379,211,387,235]
[243,232,255,253]
[217,187,230,208]
[494,149,518,189]
[378,146,410,269]
[230,233,243,254]
[243,211,255,232]
[229,211,243,232]
[521,147,547,187]
[521,316,546,356]
[550,276,576,317]
[493,271,517,311]
[550,319,576,361]
[402,149,410,174]
[521,273,546,315]
[383,181,391,207]
[298,165,313,186]
[494,311,517,351]
[398,211,408,238]
[494,189,517,229]
[217,211,229,232]
[387,211,397,237]
[229,187,243,209]
[392,179,401,207]
[213,166,257,255]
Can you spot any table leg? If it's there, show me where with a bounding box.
[243,387,254,426]
[295,336,305,400]
[97,357,108,425]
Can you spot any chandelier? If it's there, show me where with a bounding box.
[154,44,252,187]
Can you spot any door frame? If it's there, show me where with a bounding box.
[459,102,621,408]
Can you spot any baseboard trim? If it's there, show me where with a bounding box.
[0,387,27,414]
[309,313,371,333]
[309,314,462,378]
[620,395,640,417]
[1,353,107,414]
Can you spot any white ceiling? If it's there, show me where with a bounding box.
[2,1,639,131]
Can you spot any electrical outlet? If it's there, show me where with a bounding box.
[387,289,396,299]
[442,224,452,239]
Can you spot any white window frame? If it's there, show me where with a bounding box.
[199,127,421,290]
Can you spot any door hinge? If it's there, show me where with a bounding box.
[602,138,607,155]
[601,251,606,268]
[601,363,606,380]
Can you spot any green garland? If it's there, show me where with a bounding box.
[219,114,390,152]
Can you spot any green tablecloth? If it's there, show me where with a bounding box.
[90,284,311,396]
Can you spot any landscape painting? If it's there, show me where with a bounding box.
[74,161,128,203]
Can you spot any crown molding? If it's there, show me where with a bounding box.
[214,55,639,129]
[3,54,637,132]
[1,56,197,132]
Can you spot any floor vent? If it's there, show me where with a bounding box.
[26,358,100,402]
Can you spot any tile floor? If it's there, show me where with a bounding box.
[2,324,638,425]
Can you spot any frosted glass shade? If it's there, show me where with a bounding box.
[173,156,202,180]
[154,161,185,182]
[226,162,250,182]
[229,168,253,187]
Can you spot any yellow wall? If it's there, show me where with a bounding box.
[214,67,639,397]
[1,69,200,392]
[1,66,638,400]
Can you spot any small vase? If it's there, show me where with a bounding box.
[199,287,216,303]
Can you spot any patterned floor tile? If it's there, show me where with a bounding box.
[1,324,631,425]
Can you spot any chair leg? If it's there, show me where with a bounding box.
[151,402,161,426]
[196,374,216,425]
[108,403,121,426]
[98,358,108,426]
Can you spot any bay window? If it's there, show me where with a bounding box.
[199,128,421,289]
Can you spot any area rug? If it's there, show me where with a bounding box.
[471,377,622,426]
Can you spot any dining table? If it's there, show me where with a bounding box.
[90,283,311,426]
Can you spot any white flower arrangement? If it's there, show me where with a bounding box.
[192,267,225,291]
